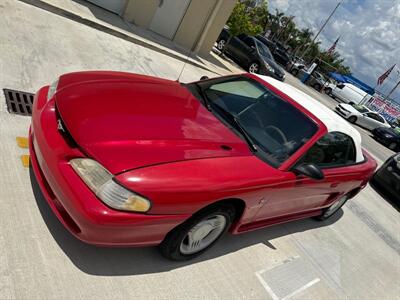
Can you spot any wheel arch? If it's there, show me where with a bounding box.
[195,198,246,224]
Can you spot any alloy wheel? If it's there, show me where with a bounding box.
[179,215,227,255]
[325,195,348,217]
[249,63,259,73]
[217,40,226,51]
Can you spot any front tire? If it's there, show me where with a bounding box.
[315,195,348,221]
[325,87,332,95]
[347,116,357,123]
[159,204,235,261]
[389,142,397,150]
[248,62,260,74]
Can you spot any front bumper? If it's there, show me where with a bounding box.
[372,130,394,146]
[335,106,351,118]
[29,87,189,246]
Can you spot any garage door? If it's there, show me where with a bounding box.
[86,0,127,15]
[149,0,191,39]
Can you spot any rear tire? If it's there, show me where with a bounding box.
[347,116,357,123]
[325,87,332,95]
[315,195,348,221]
[159,204,235,261]
[291,69,299,76]
[313,83,321,91]
[389,142,397,150]
[216,39,226,51]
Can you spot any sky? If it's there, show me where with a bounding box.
[268,0,400,102]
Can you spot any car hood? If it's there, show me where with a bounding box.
[55,72,251,174]
[339,104,361,115]
[264,58,284,76]
[377,127,400,138]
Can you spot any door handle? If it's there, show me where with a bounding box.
[330,182,339,188]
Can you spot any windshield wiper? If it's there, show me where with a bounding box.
[232,117,258,152]
[210,104,258,152]
[193,84,257,152]
[194,83,212,111]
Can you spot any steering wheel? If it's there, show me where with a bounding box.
[265,126,288,144]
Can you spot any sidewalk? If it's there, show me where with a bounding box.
[18,0,242,76]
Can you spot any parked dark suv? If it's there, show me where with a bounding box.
[216,29,285,81]
[256,35,291,67]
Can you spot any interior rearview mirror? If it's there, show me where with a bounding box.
[200,76,209,81]
[293,163,324,180]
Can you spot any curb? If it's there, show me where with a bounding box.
[18,0,221,76]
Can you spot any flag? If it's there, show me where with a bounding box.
[327,37,340,55]
[377,64,396,85]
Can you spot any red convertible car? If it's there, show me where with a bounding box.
[29,71,376,260]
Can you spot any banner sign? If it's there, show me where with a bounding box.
[366,95,400,123]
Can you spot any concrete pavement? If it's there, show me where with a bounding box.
[0,1,399,299]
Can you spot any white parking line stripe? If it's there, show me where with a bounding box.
[255,270,280,300]
[281,278,320,300]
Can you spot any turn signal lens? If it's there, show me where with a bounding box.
[70,158,151,212]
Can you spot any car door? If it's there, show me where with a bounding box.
[254,132,358,220]
[233,35,257,66]
[359,112,383,130]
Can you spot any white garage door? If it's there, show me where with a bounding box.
[86,0,127,15]
[150,0,191,39]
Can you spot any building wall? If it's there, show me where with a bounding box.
[172,0,216,50]
[122,0,236,57]
[122,0,158,28]
[196,0,236,56]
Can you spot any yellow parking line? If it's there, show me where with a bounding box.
[21,155,30,168]
[16,137,29,148]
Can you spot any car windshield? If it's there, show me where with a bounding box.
[196,76,318,167]
[255,40,273,60]
[352,104,369,113]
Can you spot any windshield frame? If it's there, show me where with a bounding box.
[186,74,324,170]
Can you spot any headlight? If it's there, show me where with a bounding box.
[264,63,275,73]
[47,79,59,100]
[70,158,151,212]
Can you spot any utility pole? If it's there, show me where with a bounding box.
[383,79,400,102]
[377,79,400,114]
[300,1,341,60]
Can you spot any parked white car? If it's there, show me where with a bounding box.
[331,83,372,105]
[335,103,391,130]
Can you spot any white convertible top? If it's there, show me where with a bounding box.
[255,75,364,162]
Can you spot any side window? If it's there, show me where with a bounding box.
[242,37,255,48]
[370,113,384,123]
[299,132,356,168]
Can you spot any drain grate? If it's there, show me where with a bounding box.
[256,257,320,299]
[3,89,34,116]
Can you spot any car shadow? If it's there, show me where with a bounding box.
[30,167,343,276]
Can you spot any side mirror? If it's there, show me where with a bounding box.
[337,84,345,89]
[292,163,324,180]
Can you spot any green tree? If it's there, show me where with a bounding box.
[221,1,263,54]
